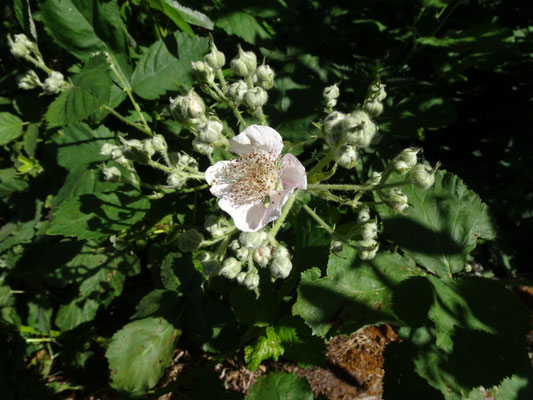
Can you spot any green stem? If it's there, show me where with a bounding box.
[308,183,364,191]
[109,63,153,136]
[102,105,152,135]
[307,148,337,184]
[258,111,268,125]
[301,203,336,235]
[148,160,205,180]
[25,54,51,74]
[215,68,227,91]
[269,191,298,240]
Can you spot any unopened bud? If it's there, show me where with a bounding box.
[269,255,292,279]
[360,221,378,240]
[243,87,268,110]
[235,247,249,261]
[239,231,268,249]
[243,268,260,290]
[342,110,377,148]
[178,229,204,252]
[197,119,223,144]
[142,140,155,158]
[357,238,379,260]
[151,135,167,153]
[192,139,214,156]
[388,188,409,213]
[229,240,240,251]
[357,207,371,223]
[393,148,419,174]
[205,43,226,69]
[368,82,387,102]
[323,84,340,108]
[230,47,257,77]
[204,215,226,238]
[170,89,205,122]
[323,111,346,146]
[101,143,118,156]
[167,173,186,189]
[364,100,384,117]
[43,71,66,94]
[336,144,357,169]
[102,165,121,181]
[226,80,248,104]
[191,60,215,83]
[8,34,35,58]
[410,164,435,190]
[367,171,382,186]
[255,65,275,90]
[18,70,42,90]
[253,246,272,268]
[330,240,343,252]
[220,257,241,279]
[120,138,149,164]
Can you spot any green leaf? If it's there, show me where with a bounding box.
[275,316,326,367]
[40,0,130,74]
[293,246,422,337]
[55,298,99,331]
[160,252,182,291]
[247,371,314,400]
[0,112,24,145]
[47,182,150,241]
[0,168,29,199]
[158,0,214,30]
[244,327,284,371]
[53,123,117,169]
[146,0,194,36]
[49,168,98,212]
[106,317,180,393]
[131,289,181,320]
[377,170,496,278]
[216,11,270,44]
[46,54,112,127]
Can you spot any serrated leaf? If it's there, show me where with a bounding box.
[47,182,150,241]
[46,55,112,127]
[247,371,314,400]
[293,247,422,337]
[160,0,213,30]
[0,168,29,199]
[377,170,495,278]
[244,327,284,371]
[131,289,180,320]
[0,112,24,145]
[275,316,325,367]
[160,252,182,291]
[106,317,180,393]
[40,0,130,74]
[146,0,194,36]
[55,298,99,331]
[53,123,117,169]
[216,11,270,44]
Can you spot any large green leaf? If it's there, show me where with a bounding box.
[293,246,423,337]
[53,123,117,169]
[45,55,112,127]
[106,317,180,393]
[216,11,270,44]
[377,170,495,278]
[244,327,284,371]
[47,181,150,241]
[40,0,130,74]
[55,298,99,331]
[0,112,24,145]
[247,371,314,400]
[148,0,213,31]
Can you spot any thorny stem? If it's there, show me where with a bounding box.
[215,68,227,91]
[147,160,205,180]
[109,62,153,136]
[102,105,153,135]
[208,82,247,128]
[25,54,52,74]
[301,203,336,236]
[268,191,298,243]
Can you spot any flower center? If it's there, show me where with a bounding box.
[223,152,282,206]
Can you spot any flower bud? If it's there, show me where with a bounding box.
[120,138,150,164]
[364,100,384,117]
[229,240,240,251]
[220,257,241,279]
[243,87,268,110]
[357,207,371,223]
[204,215,226,238]
[342,110,377,148]
[43,71,66,94]
[253,246,272,268]
[235,247,249,262]
[177,228,204,252]
[102,165,121,181]
[192,139,214,156]
[239,231,268,249]
[360,221,378,241]
[368,82,387,102]
[230,47,257,77]
[191,60,215,83]
[167,173,186,189]
[151,135,167,153]
[18,70,42,90]
[205,43,226,69]
[367,171,382,186]
[336,144,357,169]
[323,111,346,146]
[100,143,119,156]
[323,84,340,101]
[197,119,223,144]
[8,34,35,58]
[236,271,247,284]
[388,188,409,213]
[170,89,205,122]
[269,255,292,279]
[243,268,260,290]
[255,65,275,90]
[330,240,343,252]
[393,148,419,174]
[142,140,155,158]
[357,239,379,260]
[226,80,248,104]
[410,164,435,190]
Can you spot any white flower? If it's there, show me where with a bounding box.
[205,125,307,232]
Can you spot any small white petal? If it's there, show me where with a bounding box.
[218,198,265,232]
[259,187,294,227]
[230,125,283,157]
[280,153,307,190]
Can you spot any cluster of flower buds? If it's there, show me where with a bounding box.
[364,81,387,117]
[8,33,37,59]
[323,84,340,109]
[355,207,379,260]
[219,231,293,290]
[42,71,67,94]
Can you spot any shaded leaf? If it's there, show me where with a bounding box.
[0,112,24,145]
[244,327,283,371]
[247,371,314,400]
[216,11,270,44]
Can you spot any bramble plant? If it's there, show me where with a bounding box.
[1,1,532,399]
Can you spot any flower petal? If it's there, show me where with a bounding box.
[230,125,283,157]
[259,187,295,227]
[205,160,234,197]
[218,198,266,232]
[279,153,307,190]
